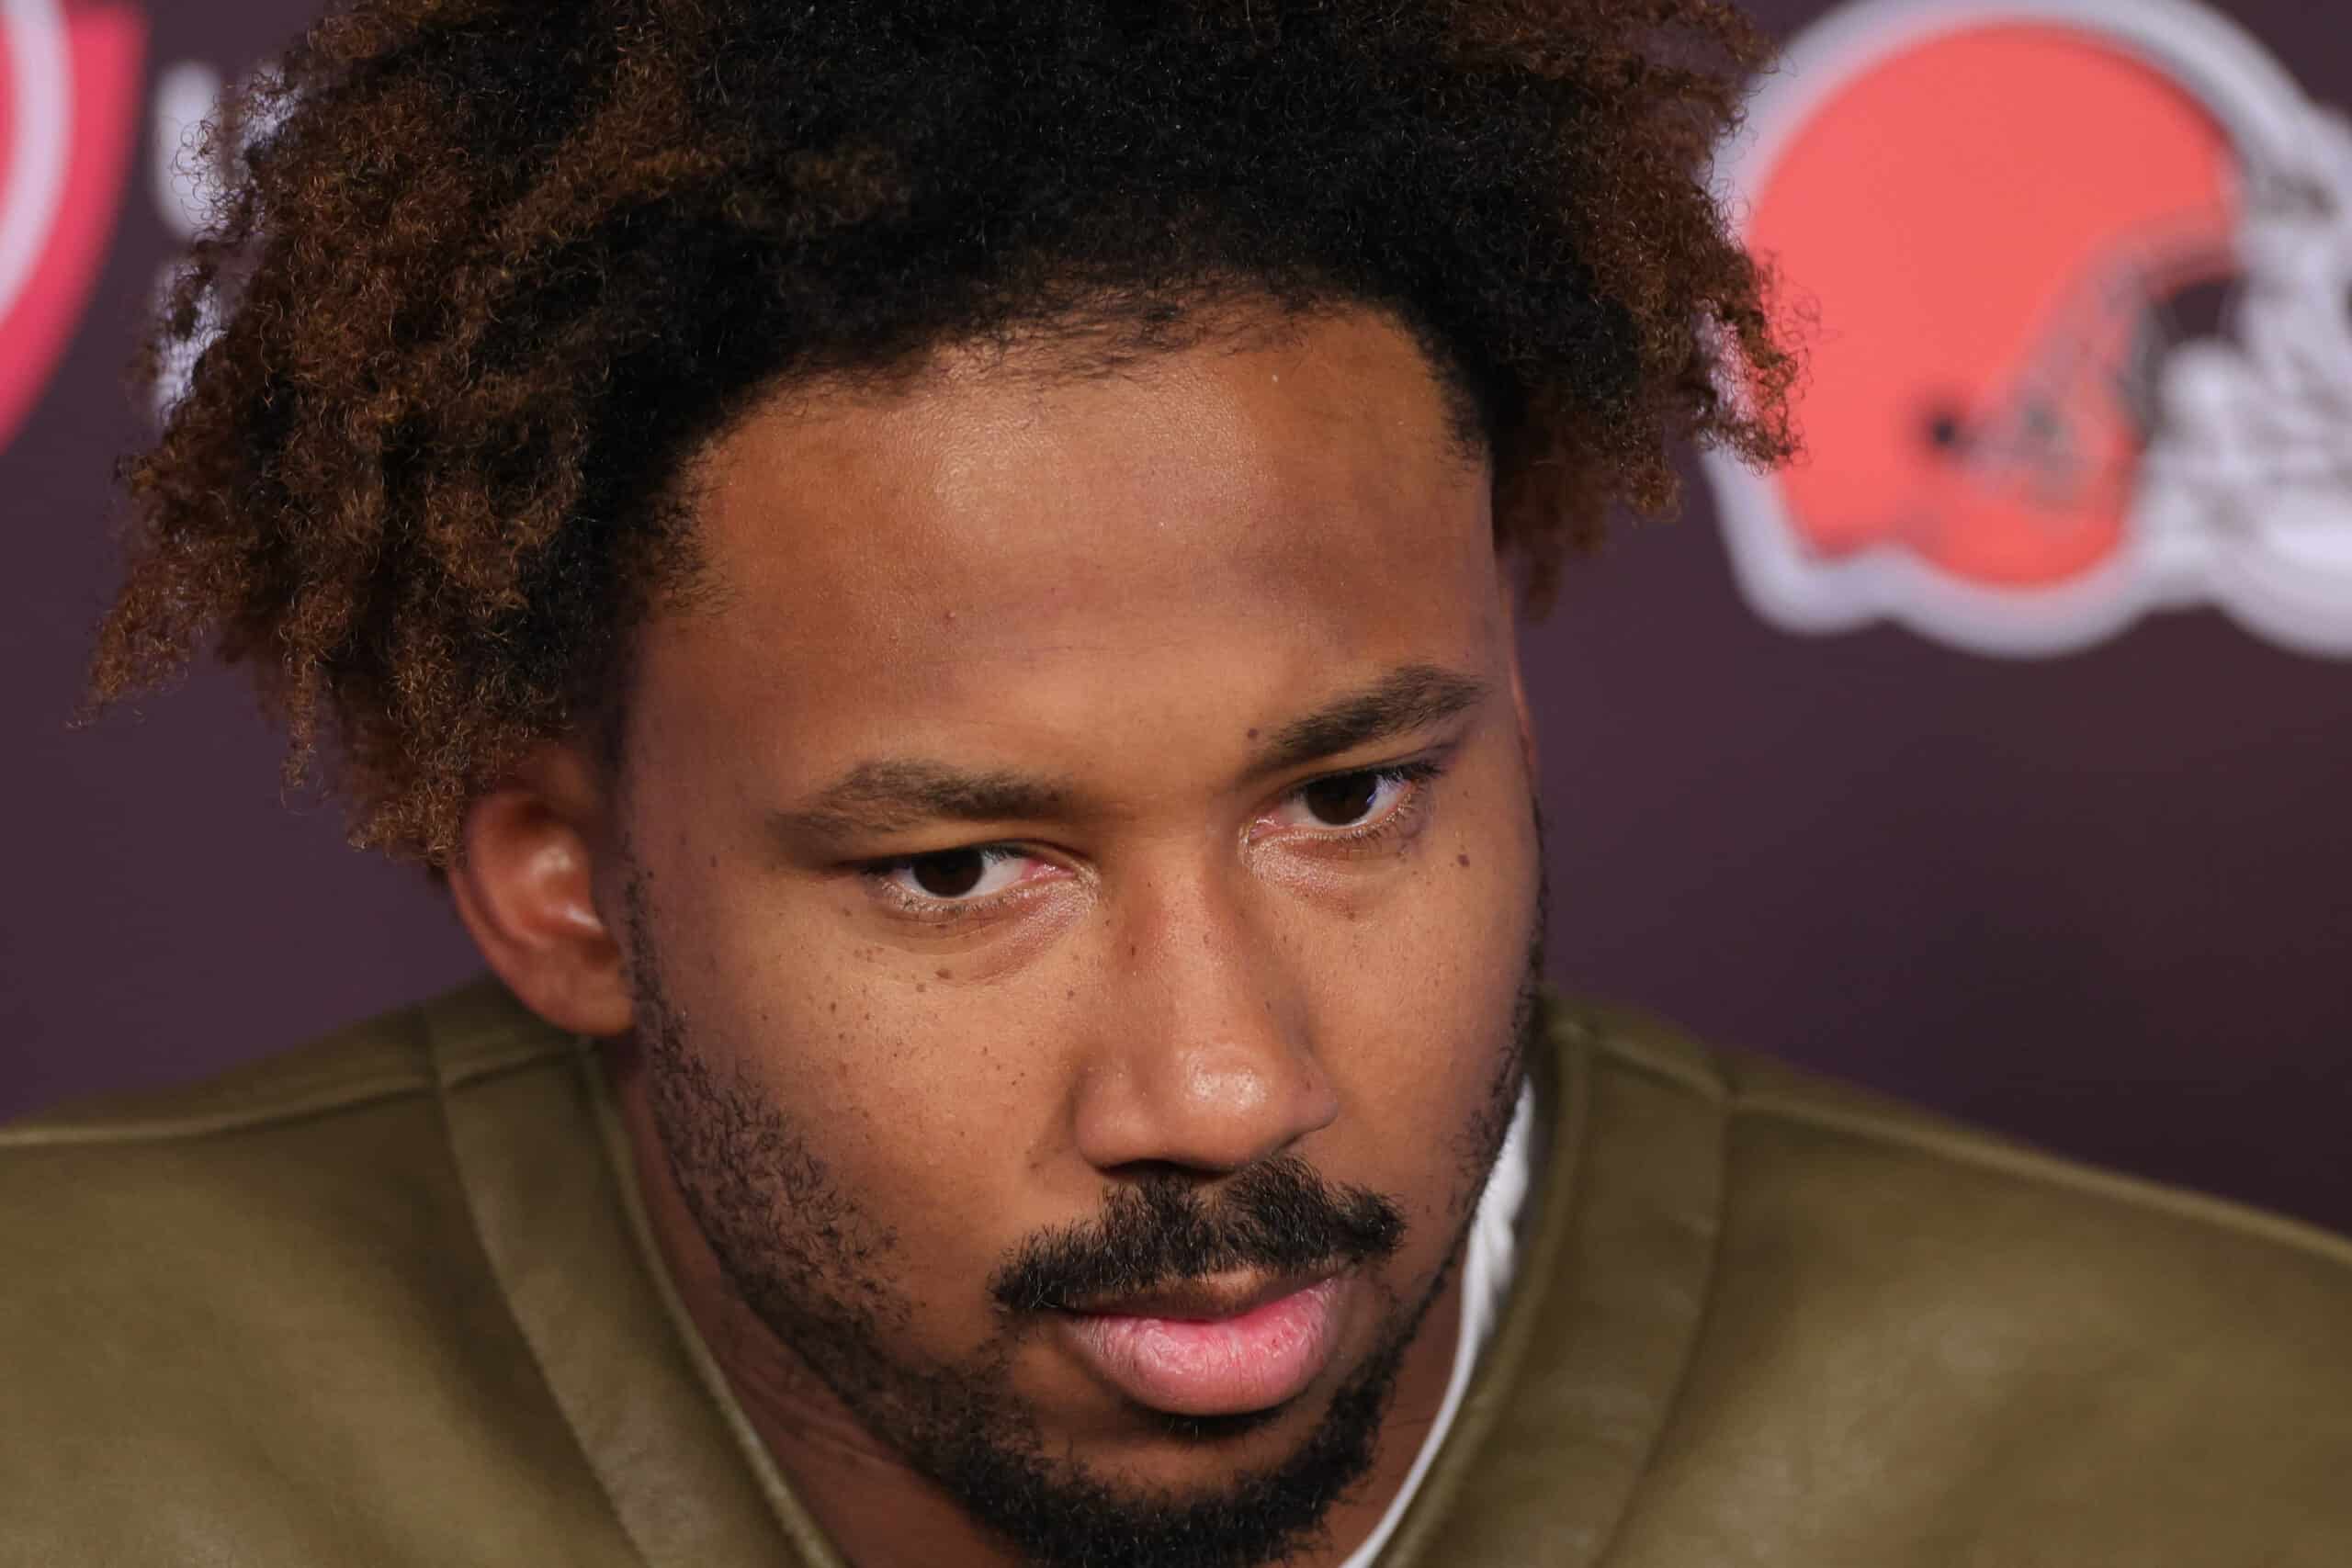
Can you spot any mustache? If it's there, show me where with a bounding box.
[989,1156,1408,1314]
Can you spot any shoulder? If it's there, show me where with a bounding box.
[4,976,570,1146]
[0,978,575,1274]
[1545,998,2352,1563]
[0,980,628,1564]
[1556,995,2352,1282]
[1,985,450,1279]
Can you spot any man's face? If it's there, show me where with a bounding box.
[607,306,1544,1566]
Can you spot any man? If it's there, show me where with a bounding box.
[6,1,2347,1563]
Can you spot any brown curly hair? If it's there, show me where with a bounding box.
[89,0,1795,865]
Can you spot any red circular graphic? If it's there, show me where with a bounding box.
[0,0,146,457]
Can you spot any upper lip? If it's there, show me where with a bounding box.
[1062,1269,1334,1322]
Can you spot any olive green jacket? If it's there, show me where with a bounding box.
[4,979,2348,1564]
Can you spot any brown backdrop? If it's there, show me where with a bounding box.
[5,0,2345,1234]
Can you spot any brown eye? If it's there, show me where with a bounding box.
[910,849,988,897]
[874,845,1040,910]
[1301,772,1381,826]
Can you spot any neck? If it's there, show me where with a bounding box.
[601,1035,1467,1568]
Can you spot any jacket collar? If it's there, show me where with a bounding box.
[1375,1002,1727,1566]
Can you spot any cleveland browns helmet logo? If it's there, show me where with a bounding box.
[0,0,143,457]
[1704,0,2352,658]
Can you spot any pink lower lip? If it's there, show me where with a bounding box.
[1060,1279,1343,1417]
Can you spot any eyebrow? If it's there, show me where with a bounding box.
[771,761,1078,843]
[1244,663,1490,781]
[770,662,1490,845]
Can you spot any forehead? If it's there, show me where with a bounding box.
[641,309,1499,773]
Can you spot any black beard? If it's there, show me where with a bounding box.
[619,863,1546,1568]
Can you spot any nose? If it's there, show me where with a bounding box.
[1069,863,1340,1177]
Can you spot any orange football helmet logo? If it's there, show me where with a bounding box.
[1706,0,2352,656]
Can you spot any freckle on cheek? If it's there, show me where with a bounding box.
[1457,853,1471,868]
[936,967,953,979]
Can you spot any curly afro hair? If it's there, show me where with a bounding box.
[91,0,1795,865]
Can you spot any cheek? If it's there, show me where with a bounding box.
[1333,751,1536,1012]
[1305,757,1540,1206]
[646,875,1053,1301]
[707,935,1019,1179]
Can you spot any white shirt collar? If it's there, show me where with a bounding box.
[1336,1078,1538,1566]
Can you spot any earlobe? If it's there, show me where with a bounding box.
[447,746,636,1039]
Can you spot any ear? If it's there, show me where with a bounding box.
[447,743,636,1039]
